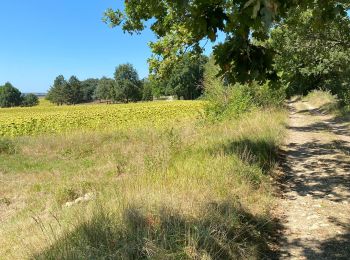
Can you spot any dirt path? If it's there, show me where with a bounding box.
[277,99,350,259]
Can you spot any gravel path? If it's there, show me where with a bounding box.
[278,99,350,259]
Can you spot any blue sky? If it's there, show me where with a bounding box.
[0,1,218,93]
[0,0,154,92]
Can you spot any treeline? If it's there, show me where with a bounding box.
[46,64,146,105]
[47,55,207,105]
[0,82,39,108]
[46,76,99,105]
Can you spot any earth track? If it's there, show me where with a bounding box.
[277,99,350,259]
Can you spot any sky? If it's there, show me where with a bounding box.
[0,1,218,93]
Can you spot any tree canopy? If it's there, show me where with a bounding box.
[164,54,208,99]
[0,82,23,108]
[94,64,144,103]
[22,93,39,107]
[47,76,99,105]
[0,82,39,108]
[114,63,142,102]
[81,78,100,102]
[105,0,349,84]
[95,77,115,101]
[270,8,350,102]
[46,64,147,105]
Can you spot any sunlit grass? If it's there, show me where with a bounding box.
[303,90,338,113]
[0,106,286,259]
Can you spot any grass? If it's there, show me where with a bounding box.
[0,101,286,259]
[303,90,350,121]
[303,90,339,113]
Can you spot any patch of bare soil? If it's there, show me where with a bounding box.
[277,99,350,259]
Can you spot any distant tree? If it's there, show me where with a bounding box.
[95,77,115,101]
[141,78,153,101]
[114,64,142,103]
[149,78,167,98]
[46,75,67,105]
[47,65,142,105]
[21,93,39,107]
[0,82,23,108]
[47,75,86,105]
[81,78,99,102]
[166,54,208,100]
[68,76,83,104]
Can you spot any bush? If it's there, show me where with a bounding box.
[203,56,285,120]
[204,82,257,120]
[336,84,350,107]
[22,93,39,107]
[247,81,286,108]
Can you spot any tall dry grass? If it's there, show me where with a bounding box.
[303,90,338,112]
[0,109,286,259]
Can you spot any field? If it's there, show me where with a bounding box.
[0,101,286,259]
[0,99,204,137]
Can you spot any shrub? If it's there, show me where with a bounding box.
[337,84,350,107]
[203,56,286,120]
[247,81,286,108]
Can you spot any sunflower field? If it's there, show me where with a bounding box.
[0,100,204,137]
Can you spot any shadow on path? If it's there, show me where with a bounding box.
[276,101,350,259]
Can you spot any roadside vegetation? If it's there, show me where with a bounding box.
[304,90,350,122]
[303,90,339,113]
[0,108,286,259]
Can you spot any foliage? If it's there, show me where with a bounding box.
[0,82,23,108]
[0,82,39,108]
[46,75,68,105]
[141,78,154,101]
[67,76,83,104]
[93,64,144,103]
[94,77,115,101]
[146,77,167,98]
[0,101,204,137]
[271,9,350,103]
[46,75,86,105]
[21,93,39,107]
[104,0,348,83]
[81,78,99,102]
[164,54,208,100]
[114,63,142,102]
[248,80,286,108]
[203,56,285,120]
